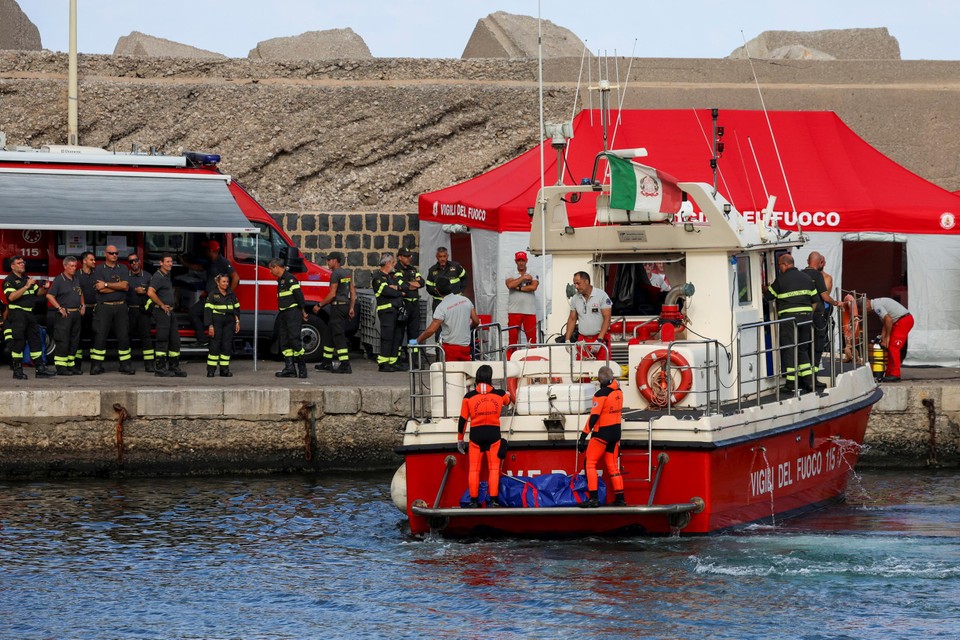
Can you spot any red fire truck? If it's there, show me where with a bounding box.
[0,144,331,361]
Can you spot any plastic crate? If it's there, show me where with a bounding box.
[357,288,429,357]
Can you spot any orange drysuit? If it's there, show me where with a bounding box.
[458,382,512,500]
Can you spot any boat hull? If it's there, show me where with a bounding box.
[400,401,873,537]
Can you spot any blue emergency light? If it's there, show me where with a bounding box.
[183,152,221,166]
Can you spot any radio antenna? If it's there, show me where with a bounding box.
[741,31,798,222]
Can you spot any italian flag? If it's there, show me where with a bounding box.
[604,153,683,214]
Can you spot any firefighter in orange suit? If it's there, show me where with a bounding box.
[578,365,626,508]
[457,364,512,508]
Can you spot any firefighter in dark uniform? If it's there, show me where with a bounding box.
[3,256,56,380]
[578,365,626,508]
[396,247,425,349]
[269,258,307,378]
[204,273,240,377]
[90,244,133,375]
[76,251,97,370]
[763,253,821,393]
[147,253,187,377]
[126,252,155,373]
[312,251,355,374]
[372,252,404,372]
[45,256,84,376]
[802,251,842,373]
[425,246,468,309]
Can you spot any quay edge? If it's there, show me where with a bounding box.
[0,381,957,478]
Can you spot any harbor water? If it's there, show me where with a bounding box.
[1,469,957,639]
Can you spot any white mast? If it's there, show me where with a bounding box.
[67,0,79,145]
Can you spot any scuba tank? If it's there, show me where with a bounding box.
[869,340,887,381]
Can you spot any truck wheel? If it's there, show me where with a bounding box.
[301,315,325,363]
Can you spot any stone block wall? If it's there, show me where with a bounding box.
[273,211,420,287]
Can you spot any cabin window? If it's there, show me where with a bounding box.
[56,231,137,258]
[735,255,752,305]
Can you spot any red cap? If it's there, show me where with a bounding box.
[515,251,528,261]
[208,240,221,252]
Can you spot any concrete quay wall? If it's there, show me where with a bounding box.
[0,383,957,478]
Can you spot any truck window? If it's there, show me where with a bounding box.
[233,223,286,267]
[144,232,187,260]
[56,231,138,258]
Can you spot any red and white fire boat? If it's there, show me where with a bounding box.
[391,157,881,537]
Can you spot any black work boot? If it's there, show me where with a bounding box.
[314,360,333,371]
[207,365,217,378]
[276,357,297,378]
[332,361,352,374]
[612,492,627,507]
[56,366,73,376]
[119,361,135,375]
[488,496,501,509]
[219,366,232,377]
[12,358,28,381]
[89,362,105,375]
[144,360,156,373]
[169,357,188,378]
[154,356,174,378]
[296,357,308,379]
[579,490,601,509]
[35,362,57,378]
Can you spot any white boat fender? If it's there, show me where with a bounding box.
[390,463,407,512]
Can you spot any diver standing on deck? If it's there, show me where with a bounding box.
[457,364,513,508]
[579,365,626,508]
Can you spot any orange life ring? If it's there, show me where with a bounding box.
[506,355,560,399]
[636,349,693,408]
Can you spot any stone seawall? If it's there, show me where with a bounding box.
[0,382,957,478]
[0,386,408,477]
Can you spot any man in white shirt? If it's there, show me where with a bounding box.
[865,297,913,382]
[563,271,612,359]
[414,276,480,362]
[504,251,539,356]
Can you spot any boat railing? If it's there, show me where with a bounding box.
[472,321,517,363]
[663,339,722,415]
[405,344,447,421]
[736,314,828,407]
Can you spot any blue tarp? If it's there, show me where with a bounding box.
[459,473,606,508]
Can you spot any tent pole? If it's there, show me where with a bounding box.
[253,234,259,371]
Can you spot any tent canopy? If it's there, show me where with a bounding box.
[419,109,960,235]
[0,169,259,233]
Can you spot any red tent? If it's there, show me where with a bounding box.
[419,109,960,235]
